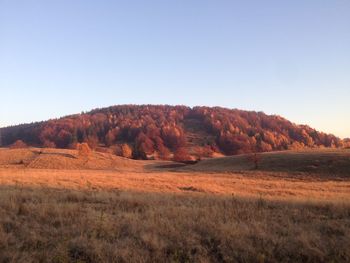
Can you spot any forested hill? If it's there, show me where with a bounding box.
[0,105,346,160]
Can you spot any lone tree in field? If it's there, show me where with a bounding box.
[10,140,28,149]
[247,152,262,170]
[77,143,91,157]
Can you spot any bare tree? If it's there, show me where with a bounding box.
[247,152,262,170]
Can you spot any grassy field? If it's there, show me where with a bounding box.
[0,148,349,262]
[1,168,349,202]
[184,148,350,176]
[0,186,349,263]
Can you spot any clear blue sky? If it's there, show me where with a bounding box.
[0,1,349,138]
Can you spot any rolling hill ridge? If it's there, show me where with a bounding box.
[0,105,347,160]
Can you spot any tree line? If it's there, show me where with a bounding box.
[1,105,347,160]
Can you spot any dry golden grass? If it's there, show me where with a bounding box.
[0,168,349,203]
[0,147,349,262]
[0,147,349,201]
[0,186,349,262]
[186,148,350,176]
[0,148,145,171]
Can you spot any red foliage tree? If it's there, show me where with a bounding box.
[161,125,186,150]
[218,133,253,155]
[173,147,191,162]
[10,140,28,149]
[57,130,73,148]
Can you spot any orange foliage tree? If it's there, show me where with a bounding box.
[77,143,91,157]
[10,140,28,149]
[120,144,133,159]
[173,147,191,162]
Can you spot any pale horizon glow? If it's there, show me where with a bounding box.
[0,1,349,138]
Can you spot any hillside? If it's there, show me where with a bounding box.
[182,148,350,176]
[0,148,145,171]
[1,147,349,198]
[0,105,346,160]
[1,147,349,177]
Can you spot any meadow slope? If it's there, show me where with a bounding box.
[0,148,349,262]
[0,148,349,201]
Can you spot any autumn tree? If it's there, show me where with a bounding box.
[288,141,304,150]
[105,130,117,147]
[161,125,186,150]
[43,140,56,148]
[218,133,253,155]
[158,144,171,160]
[173,147,191,162]
[86,136,98,150]
[10,140,28,149]
[120,144,133,158]
[77,143,91,157]
[56,130,73,148]
[133,132,155,159]
[247,152,262,170]
[343,139,350,149]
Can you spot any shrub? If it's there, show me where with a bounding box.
[10,140,28,149]
[43,140,56,148]
[117,144,133,159]
[77,143,91,157]
[173,147,191,162]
